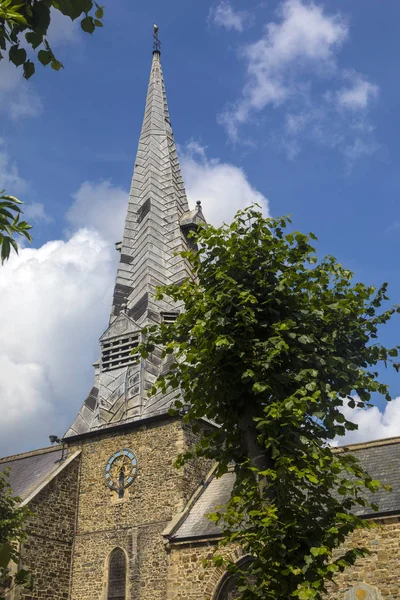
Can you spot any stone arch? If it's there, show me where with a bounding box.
[344,582,382,600]
[203,548,244,599]
[212,555,254,600]
[106,547,128,600]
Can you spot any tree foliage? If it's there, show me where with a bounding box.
[0,191,32,263]
[0,470,32,599]
[0,0,104,79]
[139,207,399,600]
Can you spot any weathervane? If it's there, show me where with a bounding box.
[153,24,161,53]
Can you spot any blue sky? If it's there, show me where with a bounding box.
[1,0,400,455]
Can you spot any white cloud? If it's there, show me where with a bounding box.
[0,141,28,194]
[180,141,269,225]
[0,227,117,456]
[336,398,400,446]
[208,1,252,32]
[220,0,348,139]
[336,74,379,110]
[66,180,128,243]
[23,202,53,223]
[219,0,379,163]
[0,59,42,120]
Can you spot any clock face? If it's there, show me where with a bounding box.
[105,448,137,492]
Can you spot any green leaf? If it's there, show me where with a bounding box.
[81,16,95,34]
[23,60,35,80]
[9,45,26,67]
[94,19,103,27]
[32,1,51,34]
[95,6,104,19]
[25,31,43,49]
[253,382,269,393]
[51,58,64,71]
[38,49,52,66]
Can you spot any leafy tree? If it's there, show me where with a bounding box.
[139,207,398,600]
[0,191,32,263]
[0,0,104,79]
[0,470,32,599]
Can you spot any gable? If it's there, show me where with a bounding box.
[99,312,140,343]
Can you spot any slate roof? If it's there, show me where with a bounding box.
[0,446,75,503]
[166,437,400,543]
[341,437,400,516]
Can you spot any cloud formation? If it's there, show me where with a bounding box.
[0,60,42,120]
[336,398,400,446]
[66,180,128,243]
[0,228,117,456]
[0,140,28,193]
[208,1,252,32]
[219,0,378,162]
[335,73,379,111]
[181,141,269,225]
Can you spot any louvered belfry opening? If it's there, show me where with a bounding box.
[101,334,139,372]
[162,312,179,324]
[107,548,126,600]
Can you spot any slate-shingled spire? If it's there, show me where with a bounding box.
[65,31,205,439]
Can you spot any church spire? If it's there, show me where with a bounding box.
[65,29,205,439]
[110,27,194,323]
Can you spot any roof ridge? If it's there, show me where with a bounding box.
[0,445,60,463]
[335,435,400,452]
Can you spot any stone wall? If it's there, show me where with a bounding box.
[166,518,400,600]
[21,455,80,600]
[326,518,400,599]
[68,417,212,600]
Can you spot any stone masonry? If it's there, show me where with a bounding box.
[68,418,211,600]
[165,522,400,600]
[20,456,80,600]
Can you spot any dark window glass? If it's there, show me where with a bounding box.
[216,558,254,600]
[107,548,126,600]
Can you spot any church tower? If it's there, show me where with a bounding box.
[65,28,209,600]
[65,29,205,439]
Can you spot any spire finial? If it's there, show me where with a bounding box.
[153,24,161,53]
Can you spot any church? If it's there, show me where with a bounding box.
[1,33,400,600]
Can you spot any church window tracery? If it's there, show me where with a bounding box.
[107,548,127,600]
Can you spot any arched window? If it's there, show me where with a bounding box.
[107,548,127,600]
[214,557,253,600]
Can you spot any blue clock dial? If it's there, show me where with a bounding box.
[105,448,137,496]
